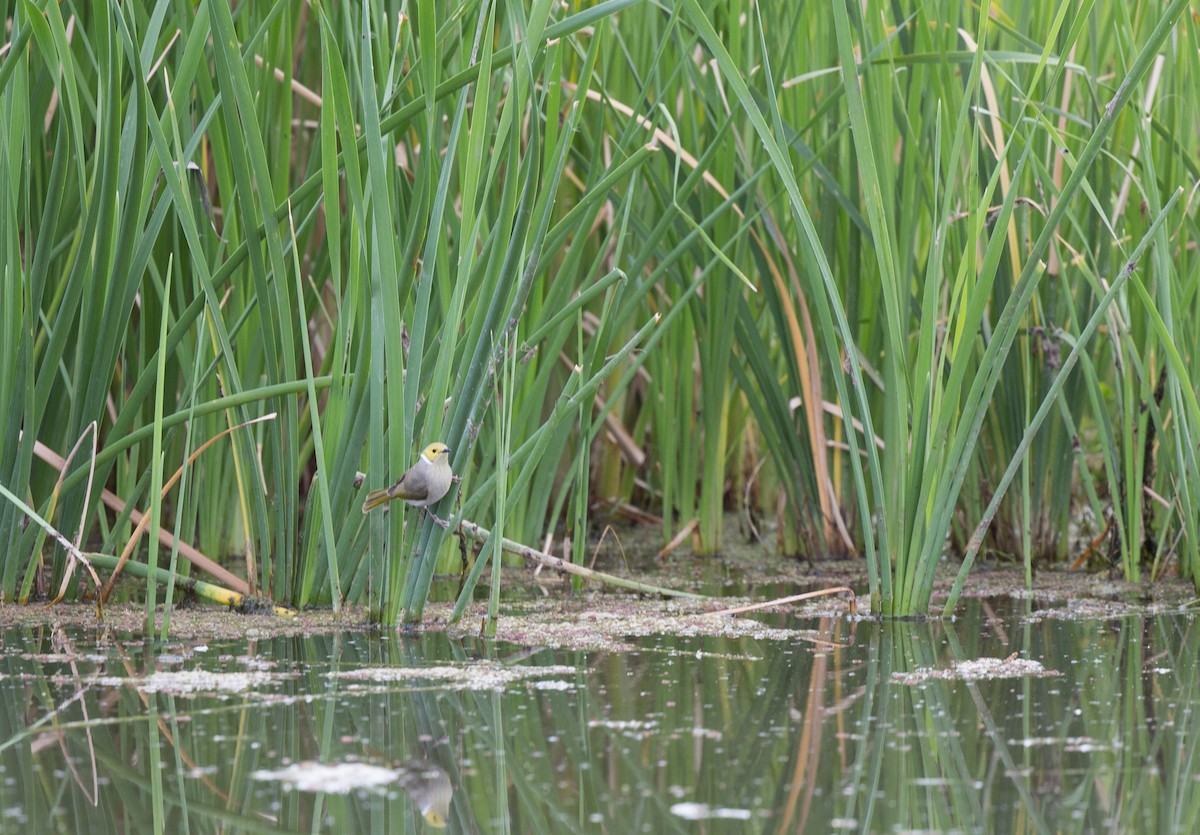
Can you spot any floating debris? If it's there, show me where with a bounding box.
[21,652,108,664]
[443,598,824,652]
[588,718,658,740]
[94,668,280,695]
[892,655,1059,685]
[670,802,753,820]
[252,761,399,794]
[1013,736,1112,753]
[332,662,576,691]
[1023,597,1185,622]
[529,679,575,691]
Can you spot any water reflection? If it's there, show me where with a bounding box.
[0,600,1196,833]
[395,759,453,828]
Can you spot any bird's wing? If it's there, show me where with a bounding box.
[391,470,429,500]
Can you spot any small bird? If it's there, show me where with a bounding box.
[361,442,455,528]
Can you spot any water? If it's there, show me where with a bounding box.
[1,599,1196,833]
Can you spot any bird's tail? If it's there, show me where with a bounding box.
[361,487,391,514]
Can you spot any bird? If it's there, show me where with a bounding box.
[361,442,455,528]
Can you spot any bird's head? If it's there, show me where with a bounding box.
[421,442,451,467]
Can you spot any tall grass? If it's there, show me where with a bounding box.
[1,1,1198,620]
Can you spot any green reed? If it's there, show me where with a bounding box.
[2,0,1199,621]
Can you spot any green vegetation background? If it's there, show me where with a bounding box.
[1,0,1197,621]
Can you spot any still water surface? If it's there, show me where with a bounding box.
[1,598,1196,833]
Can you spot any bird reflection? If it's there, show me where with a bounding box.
[395,758,453,828]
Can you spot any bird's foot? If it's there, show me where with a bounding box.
[429,510,452,529]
